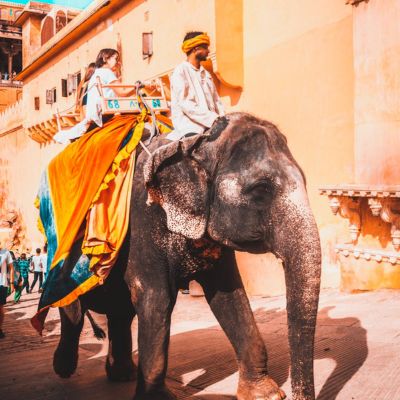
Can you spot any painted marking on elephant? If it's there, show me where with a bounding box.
[164,202,205,239]
[200,246,221,259]
[134,278,143,291]
[131,278,144,303]
[192,239,222,260]
[218,175,246,206]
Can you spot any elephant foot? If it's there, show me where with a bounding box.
[237,375,286,400]
[134,384,176,400]
[53,344,78,378]
[106,357,136,382]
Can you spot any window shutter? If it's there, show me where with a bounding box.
[45,88,57,104]
[46,89,52,104]
[61,79,67,97]
[67,74,74,95]
[142,32,153,59]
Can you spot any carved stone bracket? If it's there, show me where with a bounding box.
[320,185,400,252]
[368,198,400,251]
[328,196,361,244]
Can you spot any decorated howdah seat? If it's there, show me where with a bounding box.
[98,78,170,115]
[54,78,170,142]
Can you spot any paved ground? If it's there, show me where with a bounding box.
[1,288,400,400]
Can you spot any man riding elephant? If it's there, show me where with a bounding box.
[168,31,225,140]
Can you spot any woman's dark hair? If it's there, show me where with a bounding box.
[84,62,96,82]
[95,48,119,68]
[183,31,205,55]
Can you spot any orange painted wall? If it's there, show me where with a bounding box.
[21,15,43,68]
[353,0,400,185]
[234,0,354,294]
[333,0,400,292]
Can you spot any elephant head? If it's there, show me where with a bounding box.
[144,112,321,399]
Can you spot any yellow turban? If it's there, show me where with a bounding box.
[181,33,210,53]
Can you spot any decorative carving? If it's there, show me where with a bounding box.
[321,185,400,252]
[328,196,361,244]
[319,185,400,199]
[367,198,382,217]
[328,196,340,215]
[367,198,400,251]
[336,245,400,265]
[0,181,26,249]
[381,200,400,251]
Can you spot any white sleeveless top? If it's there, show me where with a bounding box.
[86,68,118,127]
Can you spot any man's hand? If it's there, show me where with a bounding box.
[10,284,15,293]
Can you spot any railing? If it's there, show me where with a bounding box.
[0,23,22,35]
[0,80,23,87]
[0,99,23,135]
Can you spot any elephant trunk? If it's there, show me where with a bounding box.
[273,184,321,400]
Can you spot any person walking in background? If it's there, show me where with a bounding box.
[14,253,30,302]
[41,244,48,283]
[0,238,14,338]
[30,248,43,292]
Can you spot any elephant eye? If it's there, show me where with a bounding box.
[244,179,275,200]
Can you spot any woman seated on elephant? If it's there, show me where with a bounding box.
[54,48,136,144]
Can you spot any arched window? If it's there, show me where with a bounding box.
[55,10,67,33]
[41,16,54,45]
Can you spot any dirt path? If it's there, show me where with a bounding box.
[1,289,400,399]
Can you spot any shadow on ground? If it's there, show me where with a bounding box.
[1,303,368,400]
[164,305,368,399]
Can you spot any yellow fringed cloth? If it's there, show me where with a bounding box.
[31,113,172,334]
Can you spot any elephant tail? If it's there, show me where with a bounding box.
[86,310,106,340]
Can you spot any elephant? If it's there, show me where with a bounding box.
[53,112,321,400]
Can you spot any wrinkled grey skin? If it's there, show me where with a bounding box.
[53,112,321,400]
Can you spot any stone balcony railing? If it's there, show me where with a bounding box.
[0,99,23,135]
[0,80,23,88]
[0,23,22,35]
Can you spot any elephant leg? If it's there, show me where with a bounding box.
[133,287,177,400]
[53,306,84,378]
[199,250,285,400]
[283,258,320,400]
[106,309,136,382]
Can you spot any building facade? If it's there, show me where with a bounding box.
[0,0,23,113]
[0,0,398,295]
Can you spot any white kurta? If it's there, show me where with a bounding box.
[0,249,12,287]
[168,61,224,140]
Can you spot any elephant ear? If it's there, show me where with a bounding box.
[144,135,209,239]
